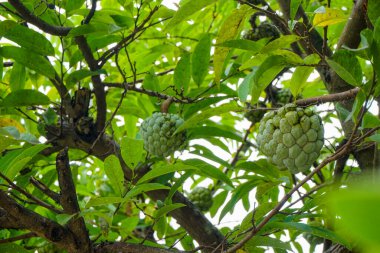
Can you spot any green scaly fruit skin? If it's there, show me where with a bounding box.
[140,112,186,157]
[244,102,267,124]
[187,187,213,212]
[257,104,324,174]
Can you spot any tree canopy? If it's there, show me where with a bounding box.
[0,0,379,253]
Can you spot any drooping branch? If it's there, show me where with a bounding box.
[56,148,92,252]
[8,0,71,36]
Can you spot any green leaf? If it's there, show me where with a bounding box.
[0,136,19,153]
[142,70,160,91]
[368,134,380,143]
[270,222,351,248]
[290,0,302,21]
[174,53,191,92]
[120,137,144,169]
[217,38,268,52]
[220,180,262,222]
[313,7,347,27]
[166,171,192,203]
[329,182,380,249]
[238,70,255,102]
[362,112,380,128]
[192,34,211,86]
[187,125,242,141]
[85,196,124,208]
[56,213,76,225]
[288,66,314,97]
[67,24,121,37]
[0,243,30,253]
[367,0,380,25]
[136,163,196,184]
[0,46,56,79]
[164,0,217,30]
[183,159,233,187]
[1,89,50,107]
[245,236,292,251]
[124,183,170,200]
[104,155,124,196]
[176,102,243,133]
[0,20,54,56]
[66,0,85,14]
[154,203,186,219]
[327,59,361,87]
[9,62,26,91]
[251,55,286,103]
[65,69,106,87]
[261,35,301,52]
[1,144,48,181]
[214,6,249,84]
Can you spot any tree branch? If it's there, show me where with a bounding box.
[295,88,360,107]
[75,36,106,132]
[0,232,37,244]
[0,190,78,251]
[56,148,92,252]
[8,0,71,36]
[94,242,183,253]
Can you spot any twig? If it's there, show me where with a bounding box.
[82,0,97,24]
[0,232,36,244]
[0,172,63,214]
[29,177,60,204]
[295,88,360,106]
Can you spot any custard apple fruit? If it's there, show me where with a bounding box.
[187,187,213,212]
[244,102,267,124]
[257,104,324,174]
[140,112,186,157]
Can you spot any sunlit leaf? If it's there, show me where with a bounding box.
[174,52,191,92]
[0,46,56,79]
[0,20,55,55]
[164,0,217,30]
[1,89,50,107]
[214,6,250,85]
[104,155,124,196]
[120,137,144,169]
[192,34,211,86]
[313,7,347,27]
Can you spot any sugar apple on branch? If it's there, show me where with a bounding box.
[187,187,213,212]
[140,112,186,157]
[257,104,324,174]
